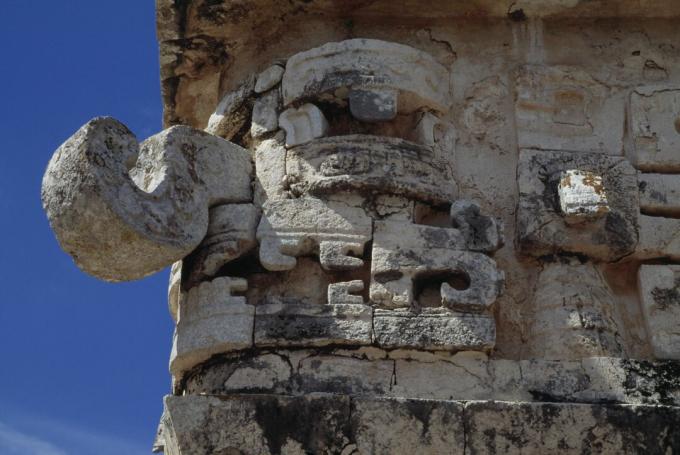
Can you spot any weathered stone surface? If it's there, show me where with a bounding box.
[278,103,329,146]
[41,117,253,281]
[256,198,372,272]
[183,203,259,286]
[370,220,504,310]
[205,75,255,139]
[636,215,680,260]
[282,39,451,113]
[348,88,398,122]
[250,89,280,138]
[557,169,609,224]
[351,398,465,454]
[297,355,395,396]
[465,401,680,454]
[515,65,623,154]
[373,309,495,351]
[639,265,680,359]
[254,64,284,94]
[630,88,680,171]
[328,280,365,305]
[639,173,680,216]
[450,200,504,253]
[254,303,373,347]
[254,134,287,205]
[170,277,253,379]
[517,149,639,261]
[286,135,457,204]
[168,261,182,322]
[529,262,623,360]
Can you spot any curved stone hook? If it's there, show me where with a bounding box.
[41,117,252,282]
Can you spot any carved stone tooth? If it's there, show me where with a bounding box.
[348,88,398,122]
[278,103,329,147]
[254,64,285,94]
[328,280,365,305]
[41,117,253,282]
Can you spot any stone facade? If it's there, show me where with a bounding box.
[41,1,680,453]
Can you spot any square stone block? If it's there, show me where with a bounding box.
[639,265,680,359]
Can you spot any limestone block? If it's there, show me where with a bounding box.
[205,75,255,139]
[639,173,680,216]
[636,215,680,260]
[348,88,398,122]
[254,303,373,347]
[351,398,465,455]
[168,261,182,322]
[159,394,352,455]
[297,355,395,396]
[465,401,680,454]
[630,88,680,171]
[373,309,495,351]
[170,277,253,379]
[529,263,623,360]
[370,220,504,310]
[256,198,372,272]
[450,200,504,252]
[250,89,280,138]
[278,103,329,146]
[286,135,457,204]
[222,353,293,392]
[328,280,365,305]
[254,134,287,205]
[254,64,284,94]
[41,117,253,281]
[183,203,259,285]
[515,65,623,153]
[517,149,639,261]
[639,265,680,359]
[282,39,451,113]
[556,170,609,224]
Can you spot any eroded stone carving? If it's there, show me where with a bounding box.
[639,265,680,359]
[41,117,253,281]
[639,173,680,216]
[278,103,329,146]
[205,75,256,140]
[630,88,680,171]
[556,169,609,224]
[328,280,365,305]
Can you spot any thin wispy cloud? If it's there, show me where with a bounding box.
[0,422,68,455]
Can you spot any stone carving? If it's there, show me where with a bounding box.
[278,103,329,146]
[254,64,284,94]
[286,135,457,204]
[556,169,609,224]
[328,280,365,305]
[348,88,398,122]
[250,89,280,138]
[256,198,372,272]
[635,215,680,260]
[515,65,623,154]
[282,39,451,113]
[638,265,680,359]
[517,149,638,261]
[639,173,680,216]
[629,88,680,171]
[205,75,256,140]
[41,117,252,281]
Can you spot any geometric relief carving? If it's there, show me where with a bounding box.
[639,265,680,360]
[630,88,680,172]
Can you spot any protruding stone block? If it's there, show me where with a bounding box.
[556,169,609,224]
[630,88,680,171]
[639,265,680,359]
[183,204,260,285]
[254,303,373,347]
[282,39,451,113]
[41,117,253,282]
[254,134,287,205]
[170,277,253,379]
[254,64,284,94]
[205,75,255,139]
[373,308,495,351]
[450,200,504,252]
[286,134,457,204]
[328,280,365,305]
[636,215,680,260]
[639,173,680,216]
[168,261,182,322]
[250,89,280,138]
[348,88,398,122]
[278,103,329,146]
[517,149,639,261]
[515,65,623,153]
[256,198,372,272]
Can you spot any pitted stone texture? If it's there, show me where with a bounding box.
[250,89,280,138]
[254,134,287,205]
[278,103,329,147]
[41,117,253,282]
[639,173,680,216]
[465,401,680,454]
[256,198,372,272]
[636,215,680,260]
[348,88,398,122]
[630,88,680,171]
[254,303,373,347]
[254,64,285,94]
[373,309,495,351]
[450,200,504,253]
[282,39,451,113]
[370,220,504,311]
[639,265,680,359]
[557,170,609,224]
[517,149,638,261]
[205,75,255,140]
[328,280,365,305]
[286,135,457,204]
[183,203,259,286]
[515,65,624,154]
[529,263,623,360]
[170,277,253,379]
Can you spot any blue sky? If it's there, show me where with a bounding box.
[0,2,173,454]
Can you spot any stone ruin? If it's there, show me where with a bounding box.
[41,1,680,453]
